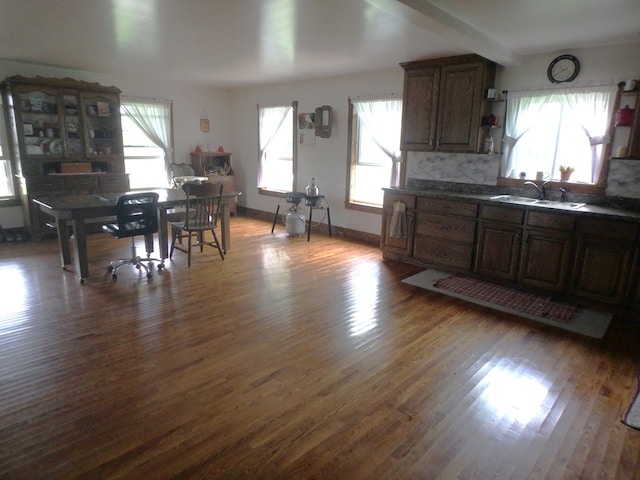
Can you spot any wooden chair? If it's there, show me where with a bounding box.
[169,182,225,267]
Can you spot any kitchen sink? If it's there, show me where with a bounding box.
[489,195,586,210]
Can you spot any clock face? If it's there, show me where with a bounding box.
[547,55,580,83]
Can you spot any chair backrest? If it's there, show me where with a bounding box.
[169,163,195,178]
[116,192,159,236]
[182,182,224,229]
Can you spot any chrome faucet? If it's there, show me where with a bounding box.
[523,180,550,200]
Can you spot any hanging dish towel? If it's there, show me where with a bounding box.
[389,200,407,238]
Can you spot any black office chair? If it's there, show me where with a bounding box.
[102,192,165,281]
[169,182,225,267]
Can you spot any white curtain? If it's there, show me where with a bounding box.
[121,97,173,181]
[502,92,549,178]
[563,87,616,183]
[352,97,403,186]
[502,86,615,182]
[257,104,292,188]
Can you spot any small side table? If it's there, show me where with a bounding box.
[271,192,332,241]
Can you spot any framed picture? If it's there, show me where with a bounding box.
[96,101,110,117]
[23,123,33,135]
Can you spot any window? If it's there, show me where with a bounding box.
[258,102,297,193]
[0,98,16,201]
[502,86,616,185]
[347,96,402,209]
[120,98,173,190]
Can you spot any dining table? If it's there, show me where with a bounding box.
[33,188,241,283]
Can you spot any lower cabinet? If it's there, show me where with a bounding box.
[571,218,637,305]
[474,205,524,280]
[517,210,575,292]
[413,198,477,271]
[381,192,416,260]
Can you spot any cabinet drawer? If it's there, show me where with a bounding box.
[417,197,478,217]
[527,211,575,231]
[98,174,130,192]
[27,175,66,192]
[416,213,476,243]
[578,218,638,241]
[383,192,416,209]
[414,236,473,270]
[480,205,524,225]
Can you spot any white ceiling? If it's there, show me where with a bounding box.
[1,0,638,88]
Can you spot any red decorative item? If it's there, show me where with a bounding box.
[615,105,635,127]
[194,145,202,153]
[217,145,224,152]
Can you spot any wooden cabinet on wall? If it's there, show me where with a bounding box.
[1,75,127,239]
[190,151,237,214]
[381,192,416,260]
[571,218,638,306]
[400,54,496,153]
[414,198,477,271]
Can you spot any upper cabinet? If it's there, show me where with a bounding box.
[2,75,124,176]
[400,54,497,153]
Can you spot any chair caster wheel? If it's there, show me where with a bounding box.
[135,264,141,270]
[112,274,117,281]
[146,272,152,279]
[157,263,165,271]
[107,265,114,273]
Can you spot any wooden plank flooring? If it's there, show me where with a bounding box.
[1,215,639,479]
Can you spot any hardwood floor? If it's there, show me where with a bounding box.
[1,216,639,479]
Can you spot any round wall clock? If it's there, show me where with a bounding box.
[547,54,580,84]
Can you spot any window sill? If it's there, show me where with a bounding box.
[0,197,20,207]
[345,202,382,214]
[496,178,605,196]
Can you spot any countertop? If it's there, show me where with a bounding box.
[383,186,640,222]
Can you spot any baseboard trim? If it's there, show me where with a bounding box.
[238,206,381,247]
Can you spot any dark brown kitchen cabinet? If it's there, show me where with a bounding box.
[1,75,127,239]
[400,54,496,153]
[517,211,575,292]
[474,205,524,280]
[381,192,416,260]
[414,198,477,271]
[571,218,638,305]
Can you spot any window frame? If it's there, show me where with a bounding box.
[0,97,18,205]
[497,86,616,195]
[257,101,298,196]
[345,96,402,213]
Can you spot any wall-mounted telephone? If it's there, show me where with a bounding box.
[315,105,332,138]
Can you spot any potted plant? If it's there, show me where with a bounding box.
[559,165,574,181]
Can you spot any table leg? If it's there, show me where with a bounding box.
[72,219,89,283]
[220,204,230,253]
[56,218,72,269]
[327,206,332,237]
[158,208,169,259]
[307,205,313,242]
[271,204,281,233]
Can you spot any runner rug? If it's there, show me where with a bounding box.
[402,269,612,339]
[623,371,640,430]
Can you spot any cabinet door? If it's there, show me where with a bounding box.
[436,62,484,152]
[475,222,521,280]
[382,209,414,257]
[414,213,476,271]
[81,93,122,157]
[400,66,440,151]
[571,237,635,305]
[518,230,573,291]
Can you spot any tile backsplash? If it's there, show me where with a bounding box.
[407,153,640,200]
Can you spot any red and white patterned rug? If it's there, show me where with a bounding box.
[433,272,575,322]
[402,269,612,339]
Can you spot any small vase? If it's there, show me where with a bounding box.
[560,170,572,182]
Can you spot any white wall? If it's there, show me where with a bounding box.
[228,68,404,235]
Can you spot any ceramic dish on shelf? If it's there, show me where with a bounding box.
[48,139,63,155]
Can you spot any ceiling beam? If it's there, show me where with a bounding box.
[364,0,522,66]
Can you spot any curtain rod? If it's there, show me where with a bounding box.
[121,94,173,104]
[503,80,619,95]
[349,92,401,102]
